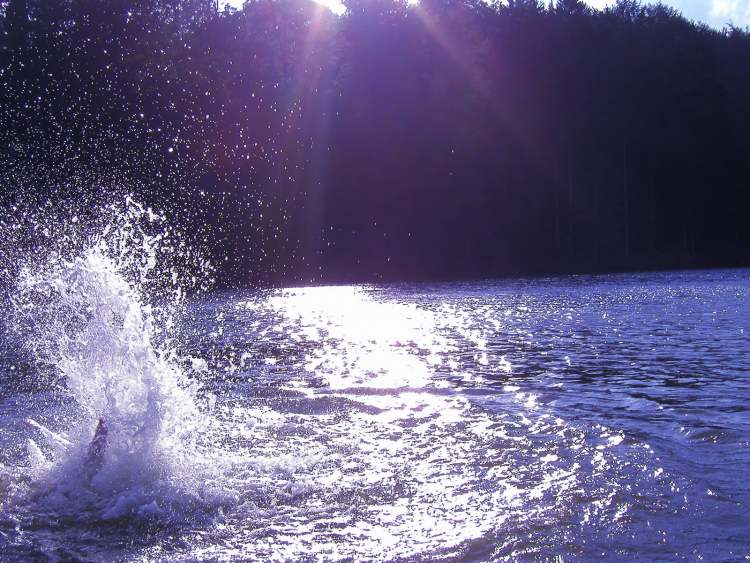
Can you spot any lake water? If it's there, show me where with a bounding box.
[1,269,749,560]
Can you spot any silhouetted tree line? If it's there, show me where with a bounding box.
[1,0,749,284]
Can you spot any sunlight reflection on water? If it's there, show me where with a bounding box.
[266,285,449,389]
[200,283,647,560]
[5,272,749,560]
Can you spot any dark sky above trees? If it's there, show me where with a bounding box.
[1,0,749,286]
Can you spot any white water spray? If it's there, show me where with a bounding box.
[3,197,225,522]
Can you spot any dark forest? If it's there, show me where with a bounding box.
[2,0,749,285]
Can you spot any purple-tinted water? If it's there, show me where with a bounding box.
[1,269,749,560]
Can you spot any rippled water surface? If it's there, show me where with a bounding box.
[1,269,749,560]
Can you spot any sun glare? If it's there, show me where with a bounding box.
[221,0,345,15]
[314,0,347,15]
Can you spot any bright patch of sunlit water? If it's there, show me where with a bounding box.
[1,253,749,559]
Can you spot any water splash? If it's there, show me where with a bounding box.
[1,196,222,525]
[0,200,729,560]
